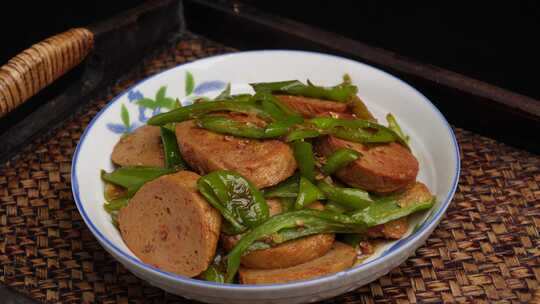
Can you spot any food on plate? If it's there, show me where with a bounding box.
[221,201,334,269]
[111,125,165,167]
[275,95,349,118]
[238,242,356,284]
[101,75,435,285]
[175,118,296,188]
[366,182,432,239]
[316,137,419,193]
[117,171,221,277]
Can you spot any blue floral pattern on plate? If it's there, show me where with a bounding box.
[106,71,226,134]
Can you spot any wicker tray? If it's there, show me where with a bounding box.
[1,33,539,304]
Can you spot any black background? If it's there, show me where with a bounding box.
[1,1,538,100]
[241,1,540,100]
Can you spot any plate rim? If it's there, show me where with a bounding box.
[71,49,461,291]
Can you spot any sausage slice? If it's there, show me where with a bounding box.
[316,136,419,193]
[111,125,165,167]
[175,120,296,188]
[366,182,433,239]
[118,171,221,277]
[222,201,334,269]
[238,242,356,284]
[276,95,349,118]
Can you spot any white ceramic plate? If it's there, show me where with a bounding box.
[72,50,460,304]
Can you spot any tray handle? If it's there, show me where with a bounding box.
[0,28,94,117]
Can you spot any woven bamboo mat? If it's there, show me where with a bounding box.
[1,33,539,304]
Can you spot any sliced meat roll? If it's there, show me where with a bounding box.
[275,95,350,118]
[239,242,356,284]
[317,136,419,193]
[175,120,296,188]
[118,171,221,277]
[111,125,165,167]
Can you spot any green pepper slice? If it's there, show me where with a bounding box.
[386,113,410,148]
[285,129,321,142]
[195,115,300,139]
[308,117,399,144]
[147,100,271,125]
[160,127,187,170]
[250,80,358,103]
[101,167,175,197]
[292,141,316,182]
[103,197,129,213]
[294,176,325,210]
[317,180,373,210]
[197,170,269,234]
[263,174,300,199]
[321,148,360,175]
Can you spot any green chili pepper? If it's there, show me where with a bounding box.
[264,116,302,137]
[216,94,253,103]
[324,201,347,214]
[104,197,129,213]
[350,95,376,122]
[321,148,360,175]
[263,173,325,201]
[254,91,302,119]
[248,241,272,251]
[350,196,435,227]
[285,129,321,142]
[292,141,316,182]
[263,174,300,198]
[250,80,358,102]
[269,223,347,245]
[101,167,175,197]
[295,177,325,210]
[196,116,272,139]
[340,74,375,121]
[195,115,297,139]
[308,117,399,144]
[160,127,187,170]
[197,170,269,234]
[225,198,435,281]
[147,100,271,125]
[317,180,373,210]
[386,113,410,147]
[201,265,225,283]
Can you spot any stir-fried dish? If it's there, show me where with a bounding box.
[101,75,435,284]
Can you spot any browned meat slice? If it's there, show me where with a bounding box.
[366,218,408,240]
[222,201,333,269]
[175,120,296,188]
[239,233,334,270]
[275,95,349,118]
[367,182,433,239]
[396,181,433,208]
[111,125,165,167]
[316,136,419,193]
[118,171,221,277]
[239,242,356,284]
